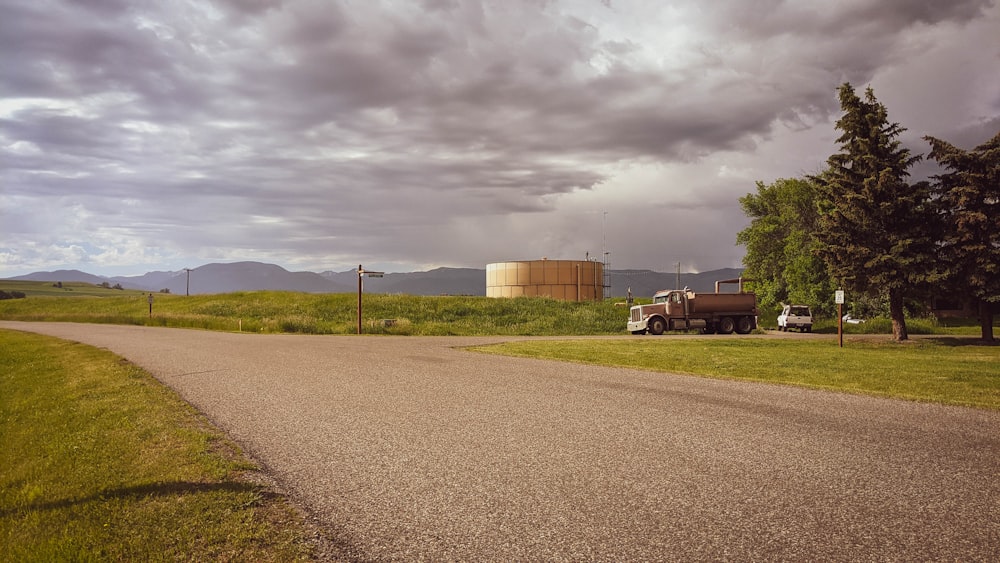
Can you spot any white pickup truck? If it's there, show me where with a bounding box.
[777,304,813,332]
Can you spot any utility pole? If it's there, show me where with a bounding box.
[184,268,191,296]
[602,211,607,264]
[604,251,610,299]
[602,211,610,299]
[675,262,681,289]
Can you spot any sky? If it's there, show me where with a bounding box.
[2,0,999,277]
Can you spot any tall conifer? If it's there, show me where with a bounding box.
[925,131,1000,341]
[813,84,938,341]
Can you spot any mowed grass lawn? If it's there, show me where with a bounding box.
[469,336,1000,410]
[0,330,315,561]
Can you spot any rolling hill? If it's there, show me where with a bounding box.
[7,262,746,297]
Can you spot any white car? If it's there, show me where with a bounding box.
[778,305,813,332]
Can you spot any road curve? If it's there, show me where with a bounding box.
[3,321,998,561]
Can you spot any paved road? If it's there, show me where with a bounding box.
[4,322,998,561]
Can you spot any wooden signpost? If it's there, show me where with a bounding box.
[835,289,845,348]
[357,264,384,334]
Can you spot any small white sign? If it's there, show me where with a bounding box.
[835,290,845,304]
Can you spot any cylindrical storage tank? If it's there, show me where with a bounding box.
[486,259,604,302]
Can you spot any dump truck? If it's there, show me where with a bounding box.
[627,278,758,335]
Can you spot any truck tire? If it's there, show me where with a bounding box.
[736,316,753,334]
[648,317,666,336]
[718,316,735,334]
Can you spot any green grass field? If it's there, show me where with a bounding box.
[469,337,1000,409]
[0,281,628,335]
[0,280,149,298]
[0,330,315,561]
[3,280,992,336]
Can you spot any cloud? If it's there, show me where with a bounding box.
[1,0,998,277]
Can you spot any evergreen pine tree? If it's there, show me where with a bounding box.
[813,84,938,341]
[925,131,1000,341]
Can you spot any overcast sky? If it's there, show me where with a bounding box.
[2,0,998,277]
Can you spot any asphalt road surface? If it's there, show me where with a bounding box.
[3,321,998,561]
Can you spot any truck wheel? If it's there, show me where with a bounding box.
[648,317,666,336]
[736,316,753,334]
[719,316,735,334]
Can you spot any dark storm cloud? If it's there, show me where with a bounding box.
[1,2,200,109]
[1,0,997,275]
[698,0,991,38]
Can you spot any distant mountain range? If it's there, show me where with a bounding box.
[6,261,746,297]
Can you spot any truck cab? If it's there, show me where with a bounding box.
[655,289,688,315]
[627,290,700,335]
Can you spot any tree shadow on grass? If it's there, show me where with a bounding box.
[1,480,366,559]
[0,480,255,517]
[921,336,1000,347]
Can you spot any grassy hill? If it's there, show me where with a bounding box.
[0,280,150,298]
[7,262,750,297]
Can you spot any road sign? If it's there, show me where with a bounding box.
[835,290,845,348]
[357,265,385,334]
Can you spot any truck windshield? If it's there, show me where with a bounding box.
[653,292,682,304]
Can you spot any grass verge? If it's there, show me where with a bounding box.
[0,329,315,561]
[468,337,1000,410]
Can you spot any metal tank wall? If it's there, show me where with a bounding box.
[486,260,604,301]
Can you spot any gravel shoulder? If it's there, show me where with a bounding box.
[3,321,998,561]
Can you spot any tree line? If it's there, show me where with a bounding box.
[738,83,999,342]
